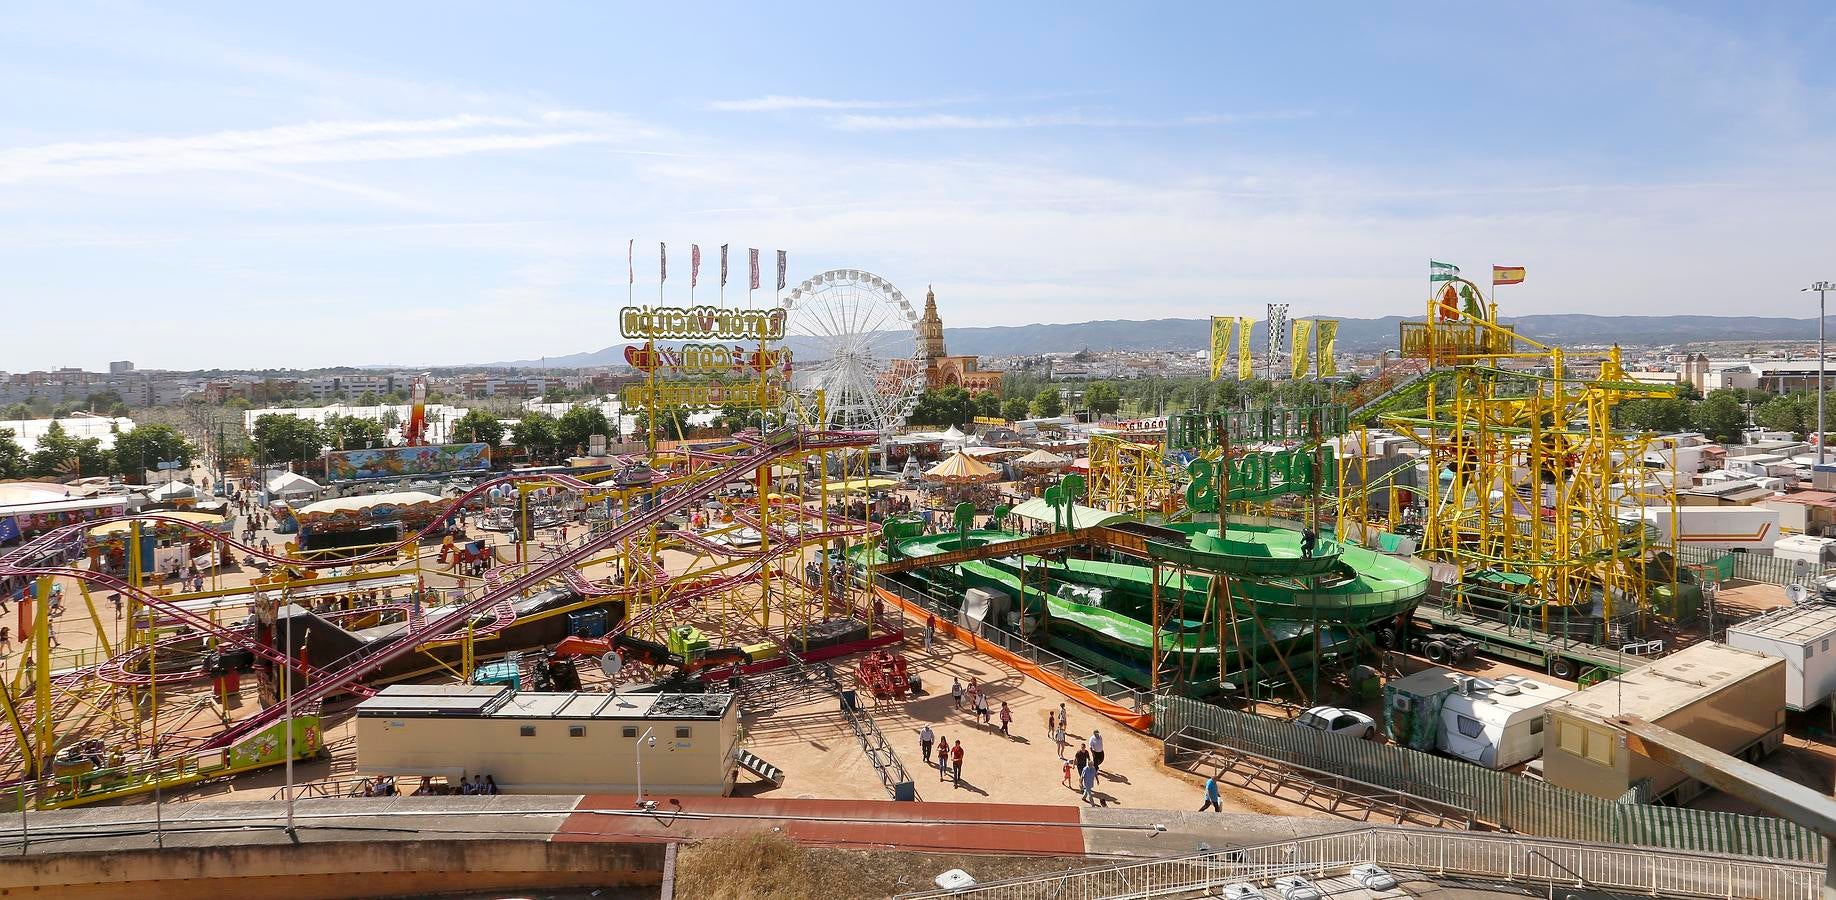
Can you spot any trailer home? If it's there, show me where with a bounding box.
[1384,669,1573,769]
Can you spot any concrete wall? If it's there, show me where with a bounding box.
[358,708,739,796]
[0,839,662,900]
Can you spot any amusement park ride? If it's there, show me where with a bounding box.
[0,263,903,812]
[0,261,1704,811]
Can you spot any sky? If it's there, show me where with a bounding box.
[3,1,1835,371]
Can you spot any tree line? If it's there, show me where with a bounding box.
[0,422,194,481]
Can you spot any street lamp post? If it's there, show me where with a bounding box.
[1807,282,1834,466]
[633,727,657,810]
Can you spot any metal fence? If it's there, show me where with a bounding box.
[1679,545,1803,586]
[894,826,1825,900]
[1152,695,1825,864]
[870,575,1151,712]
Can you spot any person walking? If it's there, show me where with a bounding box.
[1200,774,1223,812]
[951,740,964,787]
[923,613,936,651]
[975,690,989,725]
[936,739,951,781]
[1046,710,1056,740]
[1074,744,1089,775]
[1058,702,1068,731]
[919,724,935,763]
[1055,722,1069,758]
[1089,728,1105,771]
[1080,761,1098,805]
[998,701,1012,735]
[1061,758,1074,788]
[951,678,963,710]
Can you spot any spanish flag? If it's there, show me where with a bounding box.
[1492,265,1525,286]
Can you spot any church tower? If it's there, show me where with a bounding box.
[917,285,947,363]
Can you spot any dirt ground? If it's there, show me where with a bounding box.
[742,631,1324,818]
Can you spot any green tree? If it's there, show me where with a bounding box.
[0,428,26,479]
[84,390,129,416]
[557,405,612,454]
[452,409,506,447]
[322,414,389,450]
[1030,387,1064,418]
[1617,397,1694,434]
[1691,392,1747,443]
[1,402,32,420]
[251,414,325,464]
[27,422,112,478]
[379,408,401,431]
[908,386,976,427]
[1753,394,1813,438]
[1085,381,1121,416]
[111,424,195,481]
[357,390,379,407]
[1000,397,1031,421]
[635,408,690,442]
[974,392,1002,419]
[511,411,560,460]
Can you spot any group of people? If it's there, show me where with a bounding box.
[359,773,500,796]
[312,587,399,614]
[948,676,1013,734]
[916,724,968,787]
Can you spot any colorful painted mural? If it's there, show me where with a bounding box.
[324,442,490,483]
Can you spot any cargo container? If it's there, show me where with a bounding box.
[1541,642,1785,804]
[1726,602,1836,711]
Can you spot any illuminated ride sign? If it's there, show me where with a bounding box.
[620,305,787,341]
[623,380,784,410]
[1184,447,1337,512]
[624,343,791,376]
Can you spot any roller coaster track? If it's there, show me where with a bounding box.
[194,428,876,750]
[0,429,877,761]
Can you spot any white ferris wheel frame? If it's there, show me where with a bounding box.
[778,269,926,433]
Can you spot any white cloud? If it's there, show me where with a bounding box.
[707,95,971,112]
[829,110,1313,131]
[0,113,652,184]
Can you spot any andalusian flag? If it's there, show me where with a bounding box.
[1237,317,1254,381]
[1291,319,1314,379]
[1492,265,1526,286]
[1316,319,1339,377]
[1430,260,1460,282]
[1209,316,1235,381]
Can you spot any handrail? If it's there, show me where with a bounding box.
[893,824,1825,899]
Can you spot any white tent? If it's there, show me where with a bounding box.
[266,471,322,500]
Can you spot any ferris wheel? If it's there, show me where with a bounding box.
[779,269,925,433]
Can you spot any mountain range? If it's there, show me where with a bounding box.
[476,314,1833,369]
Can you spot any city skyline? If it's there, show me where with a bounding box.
[4,3,1835,370]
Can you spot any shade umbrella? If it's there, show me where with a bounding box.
[1013,449,1072,472]
[924,450,1001,484]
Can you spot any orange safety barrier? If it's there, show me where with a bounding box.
[874,586,1154,732]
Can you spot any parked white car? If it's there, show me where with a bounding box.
[1296,705,1377,739]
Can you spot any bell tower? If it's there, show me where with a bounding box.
[917,285,947,363]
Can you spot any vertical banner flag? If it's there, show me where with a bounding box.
[748,248,760,290]
[691,244,701,289]
[1237,317,1254,381]
[1266,303,1290,377]
[720,244,729,287]
[1430,260,1460,282]
[1209,316,1234,381]
[776,250,787,291]
[1291,319,1314,379]
[1492,265,1526,285]
[627,239,634,284]
[1316,319,1339,377]
[660,242,667,284]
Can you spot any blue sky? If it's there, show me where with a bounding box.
[3,2,1834,370]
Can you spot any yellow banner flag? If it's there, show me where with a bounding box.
[1237,317,1254,380]
[1291,319,1313,379]
[1315,319,1338,377]
[1209,316,1234,381]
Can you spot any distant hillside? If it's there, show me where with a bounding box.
[477,313,1831,368]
